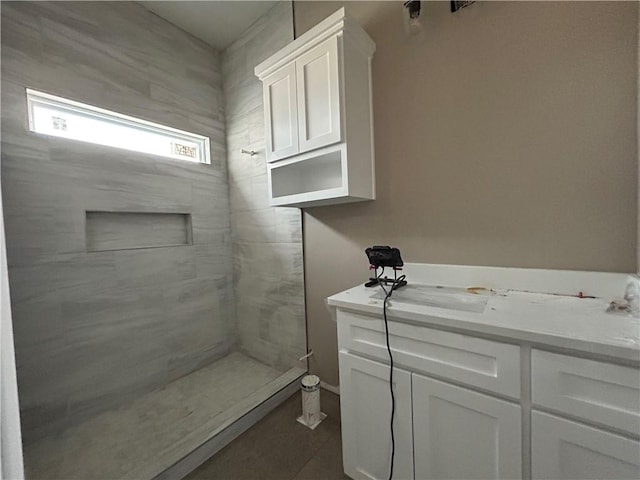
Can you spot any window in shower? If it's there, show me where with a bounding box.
[26,88,211,164]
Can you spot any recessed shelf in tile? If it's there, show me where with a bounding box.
[86,211,192,252]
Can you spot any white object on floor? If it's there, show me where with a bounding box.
[297,375,327,430]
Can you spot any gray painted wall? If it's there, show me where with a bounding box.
[1,1,234,441]
[222,2,306,373]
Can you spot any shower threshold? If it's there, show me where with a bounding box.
[23,352,305,480]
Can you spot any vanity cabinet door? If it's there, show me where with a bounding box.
[532,411,640,480]
[412,373,522,480]
[295,36,341,154]
[263,62,299,162]
[339,352,413,480]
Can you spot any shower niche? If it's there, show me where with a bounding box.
[85,211,193,252]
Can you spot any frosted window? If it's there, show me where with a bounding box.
[26,89,210,164]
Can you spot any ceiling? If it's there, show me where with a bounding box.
[141,1,279,50]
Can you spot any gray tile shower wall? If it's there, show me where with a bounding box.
[222,2,306,373]
[1,1,234,441]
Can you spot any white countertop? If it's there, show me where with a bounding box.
[327,264,640,363]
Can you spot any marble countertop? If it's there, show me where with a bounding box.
[327,264,640,363]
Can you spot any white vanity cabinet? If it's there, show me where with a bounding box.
[337,310,523,480]
[255,8,375,208]
[339,352,414,480]
[334,303,640,480]
[331,266,640,479]
[532,411,640,480]
[413,374,522,480]
[531,350,640,480]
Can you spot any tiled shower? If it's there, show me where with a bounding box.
[0,1,305,478]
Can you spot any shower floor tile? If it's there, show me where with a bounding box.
[23,352,304,480]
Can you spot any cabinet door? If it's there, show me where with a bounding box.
[263,62,298,162]
[295,36,341,154]
[532,411,640,480]
[339,352,413,480]
[413,373,522,480]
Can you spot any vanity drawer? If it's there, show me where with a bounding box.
[336,310,520,398]
[532,349,640,436]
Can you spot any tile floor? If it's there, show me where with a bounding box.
[186,389,349,480]
[24,352,304,480]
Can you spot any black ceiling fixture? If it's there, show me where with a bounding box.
[451,0,476,13]
[451,1,476,13]
[403,1,421,20]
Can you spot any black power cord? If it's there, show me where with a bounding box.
[375,267,406,480]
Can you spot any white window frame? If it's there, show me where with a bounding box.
[26,88,211,164]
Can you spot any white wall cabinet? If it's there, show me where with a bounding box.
[413,374,522,480]
[295,36,341,154]
[336,309,640,480]
[263,63,298,162]
[255,8,375,208]
[261,35,341,164]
